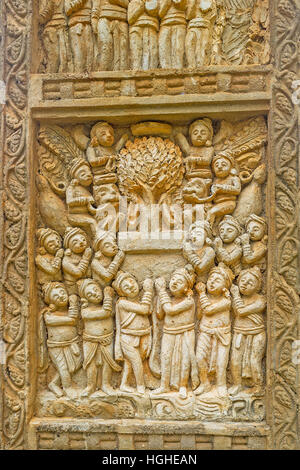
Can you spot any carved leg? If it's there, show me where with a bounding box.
[118,21,129,71]
[102,362,114,395]
[130,27,143,70]
[159,26,171,69]
[171,25,186,69]
[196,28,210,67]
[229,333,244,396]
[148,27,158,70]
[247,332,266,395]
[81,361,98,397]
[195,332,212,395]
[82,24,94,72]
[48,371,64,397]
[43,28,60,73]
[207,201,236,228]
[152,334,173,394]
[120,360,135,393]
[98,18,113,71]
[69,23,86,73]
[58,27,69,73]
[185,28,196,68]
[216,342,230,397]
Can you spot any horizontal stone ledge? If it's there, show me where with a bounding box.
[29,418,269,437]
[30,93,270,125]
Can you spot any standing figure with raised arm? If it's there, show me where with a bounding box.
[113,272,153,394]
[195,263,234,397]
[183,221,215,283]
[78,279,121,396]
[62,227,92,294]
[91,232,125,287]
[230,267,266,396]
[153,265,198,399]
[36,228,64,284]
[42,282,82,398]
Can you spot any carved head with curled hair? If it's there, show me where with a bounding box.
[245,214,267,241]
[113,271,140,298]
[77,278,103,307]
[187,220,213,248]
[64,227,88,255]
[237,266,262,295]
[212,150,237,178]
[37,228,62,255]
[42,281,68,310]
[90,121,115,148]
[219,215,243,243]
[169,264,195,296]
[189,118,213,147]
[207,263,234,296]
[93,231,118,258]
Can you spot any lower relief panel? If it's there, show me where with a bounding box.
[32,116,269,448]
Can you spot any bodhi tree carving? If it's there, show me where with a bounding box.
[117,136,184,205]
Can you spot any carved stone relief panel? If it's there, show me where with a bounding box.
[34,117,268,423]
[1,0,299,452]
[37,0,270,73]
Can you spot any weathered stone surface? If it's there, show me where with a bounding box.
[0,0,299,451]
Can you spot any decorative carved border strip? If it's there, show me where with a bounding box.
[27,419,269,451]
[34,67,271,101]
[268,0,300,450]
[0,0,32,450]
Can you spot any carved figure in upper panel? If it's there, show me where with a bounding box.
[65,0,94,72]
[92,0,129,70]
[185,0,217,68]
[39,0,70,73]
[128,0,159,70]
[38,0,270,71]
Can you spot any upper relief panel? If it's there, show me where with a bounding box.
[37,0,270,74]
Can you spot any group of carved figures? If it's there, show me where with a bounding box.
[36,213,266,400]
[39,0,269,73]
[36,116,267,401]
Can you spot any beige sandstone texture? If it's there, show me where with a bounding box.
[0,0,300,451]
